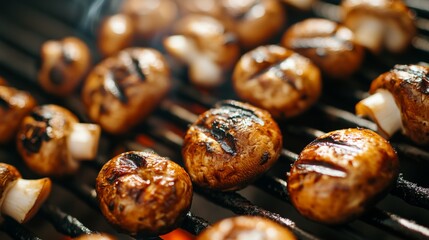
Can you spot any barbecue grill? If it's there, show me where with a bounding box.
[0,0,429,239]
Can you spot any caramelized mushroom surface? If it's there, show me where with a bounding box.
[38,37,91,95]
[74,233,116,240]
[163,14,239,88]
[282,18,364,79]
[16,104,100,176]
[82,48,171,134]
[182,100,282,191]
[356,64,429,144]
[196,216,297,240]
[179,0,286,49]
[96,151,193,236]
[0,163,51,223]
[98,14,134,57]
[0,83,37,144]
[288,128,399,224]
[341,0,415,53]
[233,45,322,118]
[121,0,178,39]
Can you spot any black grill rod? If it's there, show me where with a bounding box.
[40,204,93,238]
[59,171,211,236]
[0,217,42,240]
[0,1,93,46]
[177,83,429,165]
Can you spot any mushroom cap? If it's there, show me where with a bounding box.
[0,163,21,205]
[0,85,37,144]
[38,37,91,95]
[16,104,80,176]
[167,14,240,68]
[178,0,286,49]
[82,48,171,134]
[96,151,193,236]
[233,45,322,118]
[74,233,116,240]
[288,128,399,224]
[98,14,134,57]
[121,0,178,39]
[341,0,415,53]
[281,18,364,79]
[369,64,429,144]
[182,100,283,191]
[196,216,297,240]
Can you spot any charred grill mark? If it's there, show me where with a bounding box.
[217,101,264,125]
[130,57,146,82]
[394,64,429,94]
[108,201,115,212]
[21,110,54,153]
[105,69,128,103]
[295,159,348,178]
[121,153,147,168]
[210,121,237,155]
[309,135,361,153]
[270,66,298,90]
[260,152,270,165]
[107,168,129,184]
[49,64,65,85]
[0,96,9,109]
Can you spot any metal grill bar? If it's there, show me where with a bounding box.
[0,217,41,240]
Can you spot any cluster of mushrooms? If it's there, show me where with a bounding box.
[1,0,428,239]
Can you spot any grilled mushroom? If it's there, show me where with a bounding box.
[0,82,37,144]
[98,14,134,57]
[182,100,282,191]
[281,0,317,10]
[96,151,193,237]
[38,37,91,95]
[281,18,364,79]
[178,0,286,49]
[233,45,322,118]
[82,48,171,134]
[74,233,116,240]
[196,216,297,240]
[16,104,101,176]
[341,0,416,53]
[356,64,429,144]
[163,14,239,88]
[288,128,399,224]
[0,163,51,223]
[121,0,178,40]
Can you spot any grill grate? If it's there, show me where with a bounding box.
[0,0,429,239]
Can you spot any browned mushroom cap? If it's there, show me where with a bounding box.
[96,151,193,237]
[280,0,317,10]
[281,18,364,79]
[163,14,240,88]
[16,104,101,176]
[182,100,282,191]
[341,0,416,54]
[179,0,286,49]
[196,216,297,240]
[233,45,322,118]
[98,14,134,57]
[74,233,116,240]
[0,84,37,144]
[288,128,398,224]
[82,48,171,134]
[356,64,429,144]
[121,0,178,39]
[0,163,51,223]
[38,37,91,96]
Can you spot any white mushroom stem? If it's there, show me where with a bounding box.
[353,16,385,53]
[164,35,223,87]
[68,123,101,161]
[1,178,51,223]
[356,89,403,138]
